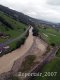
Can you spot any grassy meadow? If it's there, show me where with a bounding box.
[0,11,27,43]
[0,11,28,56]
[38,27,60,45]
[35,58,60,80]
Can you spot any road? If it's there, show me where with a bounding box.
[0,27,30,47]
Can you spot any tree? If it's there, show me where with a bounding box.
[51,43,55,47]
[32,27,38,36]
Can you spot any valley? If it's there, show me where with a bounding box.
[0,5,60,80]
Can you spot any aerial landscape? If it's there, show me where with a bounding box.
[0,0,60,80]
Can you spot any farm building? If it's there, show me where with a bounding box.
[0,46,10,54]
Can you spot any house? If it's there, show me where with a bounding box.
[0,47,3,54]
[0,45,10,54]
[4,46,10,49]
[0,32,10,39]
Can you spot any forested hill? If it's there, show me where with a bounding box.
[0,5,35,26]
[0,5,58,27]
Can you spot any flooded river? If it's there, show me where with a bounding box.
[0,27,34,74]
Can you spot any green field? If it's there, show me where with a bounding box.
[38,27,60,45]
[35,48,60,80]
[35,58,60,80]
[0,11,27,43]
[19,55,36,72]
[0,11,28,56]
[33,27,60,80]
[56,49,60,57]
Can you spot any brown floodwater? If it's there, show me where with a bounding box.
[0,27,34,74]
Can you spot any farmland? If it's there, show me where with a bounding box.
[0,11,28,56]
[56,48,60,57]
[0,11,27,41]
[35,58,60,80]
[38,27,60,45]
[0,5,60,80]
[32,26,60,80]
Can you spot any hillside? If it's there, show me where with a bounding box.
[0,5,58,28]
[0,10,27,39]
[0,5,60,80]
[0,8,29,56]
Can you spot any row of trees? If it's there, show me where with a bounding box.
[0,16,13,29]
[32,27,39,36]
[32,27,56,47]
[16,30,29,48]
[0,5,36,26]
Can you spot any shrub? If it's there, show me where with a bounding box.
[19,55,36,72]
[16,37,26,48]
[8,75,19,80]
[32,27,38,36]
[51,43,55,47]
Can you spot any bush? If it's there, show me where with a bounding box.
[51,43,55,47]
[16,30,29,48]
[25,30,29,37]
[32,27,38,36]
[8,75,19,80]
[16,37,26,48]
[19,55,36,72]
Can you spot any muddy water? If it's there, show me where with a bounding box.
[36,37,48,53]
[0,27,34,74]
